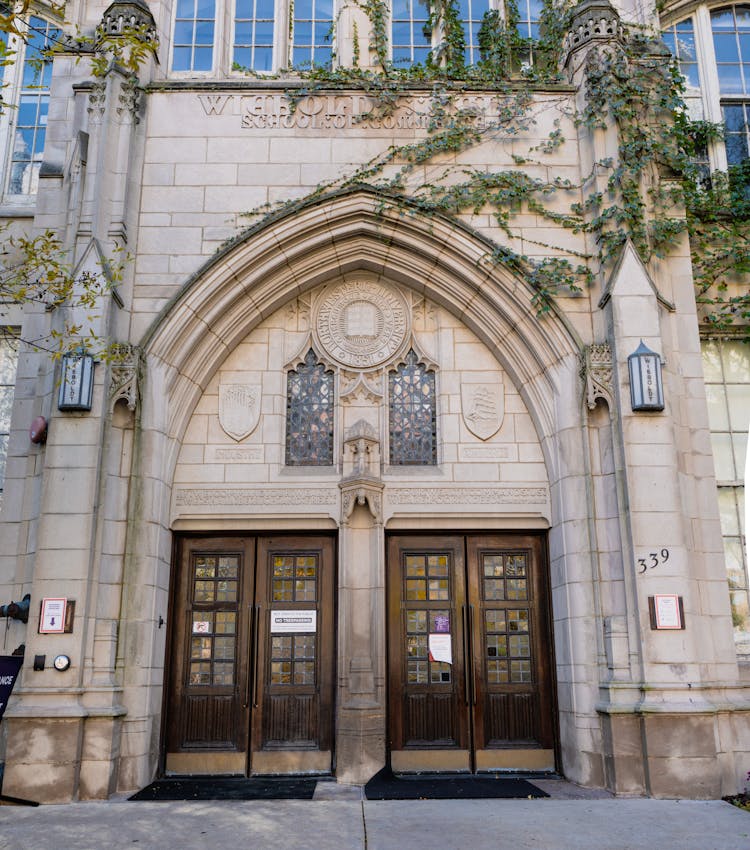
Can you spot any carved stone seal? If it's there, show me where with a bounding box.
[314,280,409,369]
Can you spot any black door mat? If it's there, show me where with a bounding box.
[364,768,549,800]
[129,776,318,801]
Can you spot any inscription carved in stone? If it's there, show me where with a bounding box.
[387,487,548,505]
[175,488,336,506]
[315,281,409,369]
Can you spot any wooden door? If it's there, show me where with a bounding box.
[387,534,555,773]
[165,535,334,776]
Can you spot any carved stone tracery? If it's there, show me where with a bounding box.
[109,344,142,413]
[583,343,614,410]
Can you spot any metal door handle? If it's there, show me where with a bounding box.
[244,605,254,709]
[462,604,471,705]
[252,605,261,708]
[468,604,476,705]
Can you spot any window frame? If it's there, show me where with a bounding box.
[0,12,62,204]
[662,3,750,174]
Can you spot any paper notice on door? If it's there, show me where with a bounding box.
[428,633,452,664]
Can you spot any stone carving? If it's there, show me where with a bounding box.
[461,379,504,440]
[388,487,548,505]
[412,296,437,331]
[218,383,261,441]
[339,371,383,403]
[117,77,142,124]
[88,79,107,119]
[175,488,336,506]
[341,485,383,523]
[584,343,614,410]
[109,344,141,412]
[560,0,624,67]
[97,0,158,44]
[315,280,409,369]
[341,419,383,522]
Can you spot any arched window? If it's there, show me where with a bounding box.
[285,350,334,466]
[388,350,437,465]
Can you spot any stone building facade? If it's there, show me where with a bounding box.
[0,0,748,803]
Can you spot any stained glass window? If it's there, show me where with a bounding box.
[285,349,334,466]
[388,350,437,465]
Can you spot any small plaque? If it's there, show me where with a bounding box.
[39,598,67,634]
[193,621,210,634]
[648,594,685,630]
[270,610,317,633]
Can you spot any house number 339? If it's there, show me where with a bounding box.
[637,549,670,574]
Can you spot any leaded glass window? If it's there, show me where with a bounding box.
[285,349,334,466]
[389,350,437,465]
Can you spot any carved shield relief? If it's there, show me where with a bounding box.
[218,384,261,442]
[461,379,504,441]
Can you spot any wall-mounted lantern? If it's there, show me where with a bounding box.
[58,350,95,412]
[628,340,664,412]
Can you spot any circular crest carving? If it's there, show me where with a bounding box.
[314,281,409,369]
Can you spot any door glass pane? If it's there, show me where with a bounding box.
[270,635,316,685]
[273,554,318,601]
[483,552,528,600]
[485,604,534,685]
[188,553,240,686]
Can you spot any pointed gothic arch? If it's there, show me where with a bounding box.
[142,186,582,456]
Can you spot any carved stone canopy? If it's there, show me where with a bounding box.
[560,0,623,67]
[342,419,380,480]
[97,0,158,46]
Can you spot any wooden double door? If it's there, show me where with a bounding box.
[165,535,334,775]
[388,534,556,773]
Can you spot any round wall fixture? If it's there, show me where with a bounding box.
[29,416,48,444]
[53,654,71,672]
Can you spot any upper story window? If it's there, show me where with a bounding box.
[292,0,334,70]
[662,4,750,173]
[388,350,437,465]
[171,0,540,74]
[391,0,431,67]
[173,0,216,71]
[233,0,275,71]
[285,349,334,466]
[0,15,60,198]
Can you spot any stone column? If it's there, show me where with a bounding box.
[336,421,386,783]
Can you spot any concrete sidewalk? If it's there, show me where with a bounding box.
[0,792,748,850]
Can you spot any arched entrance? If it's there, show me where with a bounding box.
[129,188,588,787]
